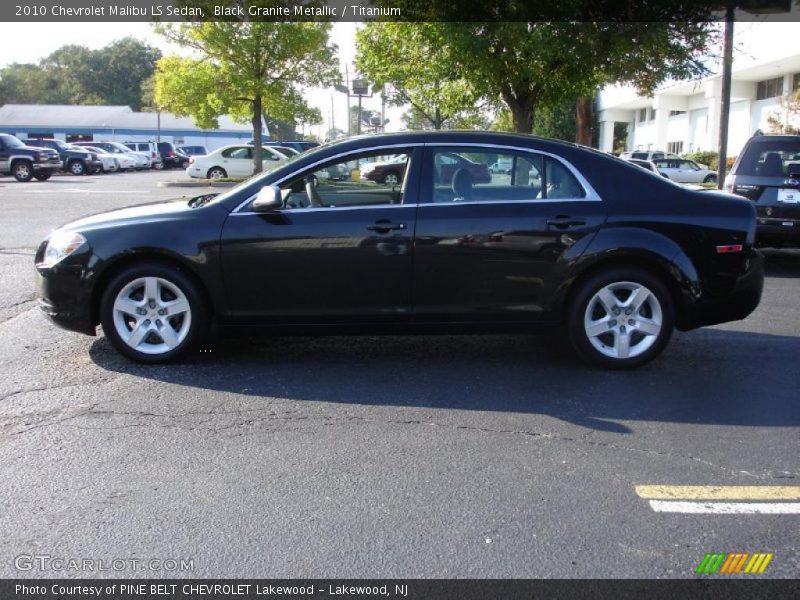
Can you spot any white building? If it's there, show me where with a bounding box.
[0,104,261,151]
[597,19,800,157]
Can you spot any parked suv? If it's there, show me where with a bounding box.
[24,138,102,175]
[156,142,190,169]
[123,141,162,169]
[725,134,800,247]
[0,134,62,181]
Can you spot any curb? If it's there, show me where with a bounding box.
[157,180,237,188]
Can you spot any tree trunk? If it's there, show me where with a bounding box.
[252,94,263,174]
[434,106,442,130]
[575,97,593,146]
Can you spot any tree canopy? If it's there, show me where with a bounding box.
[0,37,161,110]
[155,20,338,172]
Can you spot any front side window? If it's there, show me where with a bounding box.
[278,150,412,209]
[428,148,585,203]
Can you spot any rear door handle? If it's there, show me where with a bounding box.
[367,220,407,233]
[545,216,587,229]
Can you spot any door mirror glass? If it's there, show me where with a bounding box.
[252,185,283,212]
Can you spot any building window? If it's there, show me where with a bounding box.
[66,134,93,143]
[650,109,657,121]
[756,76,784,100]
[667,141,684,154]
[669,110,686,117]
[638,108,647,123]
[793,73,800,91]
[26,133,54,140]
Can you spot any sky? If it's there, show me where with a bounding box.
[0,21,406,137]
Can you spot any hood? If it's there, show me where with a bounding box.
[61,199,196,233]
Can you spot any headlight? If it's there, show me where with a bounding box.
[41,231,87,267]
[37,152,48,161]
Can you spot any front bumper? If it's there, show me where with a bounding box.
[33,161,63,171]
[34,245,97,336]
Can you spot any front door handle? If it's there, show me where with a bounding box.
[545,215,587,229]
[367,220,407,233]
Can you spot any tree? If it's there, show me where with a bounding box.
[355,22,482,130]
[442,22,716,134]
[155,20,338,173]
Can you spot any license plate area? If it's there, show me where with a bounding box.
[777,188,800,203]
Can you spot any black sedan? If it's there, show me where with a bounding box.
[35,131,764,368]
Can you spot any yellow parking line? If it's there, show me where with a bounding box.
[635,485,800,500]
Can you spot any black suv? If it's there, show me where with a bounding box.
[725,134,800,247]
[156,142,190,169]
[24,139,102,176]
[0,134,62,181]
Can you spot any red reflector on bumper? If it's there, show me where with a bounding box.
[716,244,743,254]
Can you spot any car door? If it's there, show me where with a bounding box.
[654,159,677,180]
[219,146,422,323]
[678,160,703,183]
[219,146,253,177]
[412,145,606,323]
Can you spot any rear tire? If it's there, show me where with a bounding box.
[703,174,717,184]
[100,262,210,363]
[567,266,674,369]
[12,160,34,182]
[207,167,227,179]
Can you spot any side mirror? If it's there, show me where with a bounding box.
[252,185,283,212]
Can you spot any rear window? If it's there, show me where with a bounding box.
[737,140,800,177]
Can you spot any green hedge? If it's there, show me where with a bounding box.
[682,151,719,170]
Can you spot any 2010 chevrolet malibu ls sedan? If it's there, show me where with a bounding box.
[35,131,764,368]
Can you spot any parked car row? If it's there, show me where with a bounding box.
[186,142,319,180]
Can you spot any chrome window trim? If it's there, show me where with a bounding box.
[232,140,602,214]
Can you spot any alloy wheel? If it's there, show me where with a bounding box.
[583,281,663,360]
[111,276,192,355]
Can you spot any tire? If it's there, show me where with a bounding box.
[68,160,86,176]
[567,266,674,369]
[703,174,717,184]
[382,171,400,185]
[100,262,210,363]
[180,160,190,169]
[34,171,52,181]
[153,161,164,170]
[12,160,34,182]
[207,167,227,179]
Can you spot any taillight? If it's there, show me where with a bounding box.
[732,184,761,201]
[716,244,743,254]
[152,151,157,158]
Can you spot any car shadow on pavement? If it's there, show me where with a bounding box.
[89,326,800,433]
[761,248,800,277]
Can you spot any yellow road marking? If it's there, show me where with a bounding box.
[635,485,800,500]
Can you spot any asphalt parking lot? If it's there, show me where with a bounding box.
[0,169,798,579]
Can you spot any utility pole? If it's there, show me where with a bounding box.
[716,3,735,189]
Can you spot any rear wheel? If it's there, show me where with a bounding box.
[207,167,227,179]
[12,160,33,182]
[703,174,717,184]
[567,267,674,369]
[382,171,400,185]
[100,262,210,363]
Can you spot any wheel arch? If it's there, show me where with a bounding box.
[90,250,216,327]
[559,230,701,330]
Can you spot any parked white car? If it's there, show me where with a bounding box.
[77,145,119,173]
[187,145,288,179]
[74,142,147,170]
[653,158,717,184]
[619,150,681,162]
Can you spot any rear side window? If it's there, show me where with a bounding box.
[737,141,800,177]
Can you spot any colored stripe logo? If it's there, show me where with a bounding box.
[696,552,773,574]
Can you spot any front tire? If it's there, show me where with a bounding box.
[12,160,34,182]
[68,160,86,176]
[567,267,674,369]
[100,262,210,363]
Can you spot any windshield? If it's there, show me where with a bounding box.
[2,135,25,148]
[108,142,133,153]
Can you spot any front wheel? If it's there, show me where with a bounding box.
[100,263,210,363]
[567,267,674,369]
[68,160,86,176]
[12,161,34,182]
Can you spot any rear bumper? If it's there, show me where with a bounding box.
[756,218,800,247]
[685,249,764,329]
